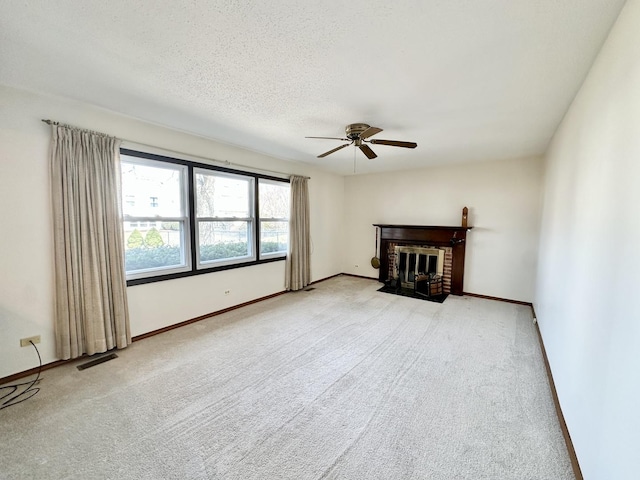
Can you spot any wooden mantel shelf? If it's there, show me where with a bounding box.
[374,223,473,230]
[373,223,472,295]
[373,224,473,231]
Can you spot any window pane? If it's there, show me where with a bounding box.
[121,161,183,217]
[123,222,186,272]
[121,155,189,279]
[260,221,288,254]
[259,180,289,256]
[259,180,290,218]
[199,221,251,262]
[196,171,251,218]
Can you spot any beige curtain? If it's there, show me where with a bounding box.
[285,175,311,291]
[50,124,131,359]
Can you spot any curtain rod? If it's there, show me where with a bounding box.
[41,119,310,180]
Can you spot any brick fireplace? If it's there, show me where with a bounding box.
[373,223,471,295]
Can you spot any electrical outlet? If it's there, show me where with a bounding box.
[224,290,231,295]
[20,335,41,347]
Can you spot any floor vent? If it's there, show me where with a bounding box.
[77,353,118,371]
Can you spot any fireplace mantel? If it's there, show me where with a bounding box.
[374,224,472,295]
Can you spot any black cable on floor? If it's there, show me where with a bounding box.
[0,341,42,410]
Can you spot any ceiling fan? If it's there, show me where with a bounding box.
[306,123,417,159]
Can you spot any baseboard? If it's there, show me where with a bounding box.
[132,290,287,341]
[1,274,363,384]
[0,358,72,386]
[1,290,288,385]
[462,291,532,306]
[132,273,381,342]
[455,292,581,477]
[534,321,583,480]
[339,273,379,281]
[309,273,343,284]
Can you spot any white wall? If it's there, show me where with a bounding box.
[535,1,640,478]
[343,156,544,302]
[0,86,344,378]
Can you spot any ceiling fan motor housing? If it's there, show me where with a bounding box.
[346,123,371,140]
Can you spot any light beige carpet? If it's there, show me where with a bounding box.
[0,276,573,479]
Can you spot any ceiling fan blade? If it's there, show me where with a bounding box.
[306,136,350,141]
[318,143,351,158]
[359,127,383,140]
[368,139,417,149]
[359,144,377,159]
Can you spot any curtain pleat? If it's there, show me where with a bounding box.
[285,176,310,291]
[50,124,131,359]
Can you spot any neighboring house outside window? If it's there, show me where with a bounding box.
[121,155,190,280]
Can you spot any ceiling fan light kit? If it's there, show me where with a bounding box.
[306,123,417,159]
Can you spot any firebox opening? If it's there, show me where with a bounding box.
[394,246,445,289]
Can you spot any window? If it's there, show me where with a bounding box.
[195,169,255,267]
[259,179,290,257]
[120,149,290,284]
[121,154,190,280]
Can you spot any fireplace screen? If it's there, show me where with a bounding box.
[394,246,444,289]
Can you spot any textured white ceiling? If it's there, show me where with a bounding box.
[0,0,626,175]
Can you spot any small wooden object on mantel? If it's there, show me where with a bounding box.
[462,206,468,228]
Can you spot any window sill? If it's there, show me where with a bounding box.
[126,255,286,287]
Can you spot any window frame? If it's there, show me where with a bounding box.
[120,148,290,286]
[258,178,291,259]
[121,154,191,281]
[194,168,256,269]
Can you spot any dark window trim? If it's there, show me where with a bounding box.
[120,149,288,182]
[120,148,290,287]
